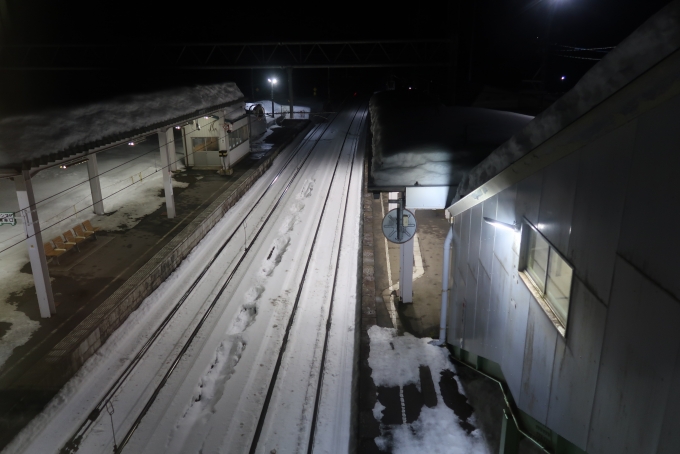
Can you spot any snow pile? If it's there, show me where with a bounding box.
[246,101,311,120]
[0,82,243,169]
[369,90,532,188]
[164,178,315,454]
[368,326,489,454]
[453,0,680,200]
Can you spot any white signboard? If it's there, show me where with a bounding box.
[0,212,16,226]
[405,186,451,209]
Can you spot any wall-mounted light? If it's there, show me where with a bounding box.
[127,136,147,146]
[59,158,88,169]
[483,217,520,232]
[175,126,181,130]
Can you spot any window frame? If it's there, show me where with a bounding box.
[518,219,573,337]
[229,123,250,150]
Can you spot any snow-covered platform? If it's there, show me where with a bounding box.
[358,157,506,453]
[0,120,310,451]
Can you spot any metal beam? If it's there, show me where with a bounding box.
[0,40,453,70]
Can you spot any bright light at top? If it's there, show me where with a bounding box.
[561,75,566,80]
[268,78,277,84]
[483,217,519,232]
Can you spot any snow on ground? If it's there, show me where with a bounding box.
[368,326,490,454]
[0,123,316,454]
[0,83,243,169]
[2,106,365,454]
[0,136,187,369]
[2,109,364,454]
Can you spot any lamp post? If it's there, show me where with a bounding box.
[267,78,277,118]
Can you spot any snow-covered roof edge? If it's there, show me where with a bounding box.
[0,82,244,171]
[452,0,680,202]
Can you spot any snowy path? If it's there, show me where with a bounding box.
[5,102,367,454]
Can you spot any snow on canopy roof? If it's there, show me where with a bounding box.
[368,90,533,190]
[0,82,244,170]
[452,0,680,203]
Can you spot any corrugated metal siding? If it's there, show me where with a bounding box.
[447,77,680,452]
[546,277,607,450]
[515,170,543,226]
[518,300,558,424]
[502,277,531,401]
[568,124,635,304]
[587,257,680,454]
[618,95,680,302]
[537,151,578,254]
[486,256,509,364]
[656,350,680,454]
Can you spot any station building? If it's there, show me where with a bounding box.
[369,2,680,452]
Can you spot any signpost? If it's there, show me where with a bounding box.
[0,212,16,226]
[382,208,417,244]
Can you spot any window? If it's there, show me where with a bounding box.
[192,137,219,153]
[229,124,250,150]
[520,223,573,333]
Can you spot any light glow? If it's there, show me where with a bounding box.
[483,217,520,232]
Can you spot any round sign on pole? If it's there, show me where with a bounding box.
[382,208,417,244]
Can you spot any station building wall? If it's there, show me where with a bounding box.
[446,53,680,453]
[183,102,250,169]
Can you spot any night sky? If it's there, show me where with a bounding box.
[0,0,672,116]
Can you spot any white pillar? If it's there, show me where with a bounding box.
[86,154,105,215]
[183,126,194,167]
[158,131,176,218]
[165,127,178,172]
[15,170,56,317]
[218,115,233,175]
[399,238,414,303]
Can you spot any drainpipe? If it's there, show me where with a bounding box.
[433,223,459,345]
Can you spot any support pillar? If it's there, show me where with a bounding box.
[157,131,176,219]
[182,126,193,167]
[86,154,105,215]
[15,170,56,318]
[218,115,233,176]
[287,66,294,119]
[399,237,414,303]
[165,127,178,172]
[250,68,255,100]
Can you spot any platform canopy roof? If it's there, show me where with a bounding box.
[367,90,533,193]
[0,82,244,176]
[450,0,680,206]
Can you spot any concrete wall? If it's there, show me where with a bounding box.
[446,57,680,452]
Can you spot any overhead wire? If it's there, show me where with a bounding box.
[0,113,272,256]
[23,116,220,210]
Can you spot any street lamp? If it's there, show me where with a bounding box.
[267,78,277,118]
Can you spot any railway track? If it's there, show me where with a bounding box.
[51,100,367,454]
